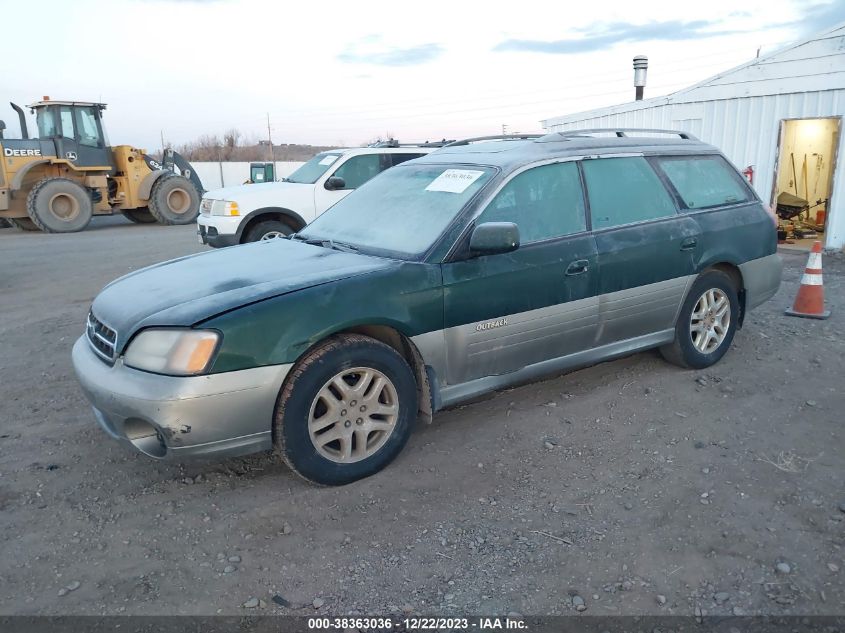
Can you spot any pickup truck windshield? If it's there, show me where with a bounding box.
[286,152,344,184]
[300,164,494,258]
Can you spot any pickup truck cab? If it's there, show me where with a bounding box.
[197,145,436,246]
[74,130,782,486]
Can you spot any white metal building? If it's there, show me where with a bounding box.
[542,23,845,251]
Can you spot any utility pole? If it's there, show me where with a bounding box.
[266,112,277,181]
[160,130,166,159]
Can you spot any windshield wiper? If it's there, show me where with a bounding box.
[295,235,359,253]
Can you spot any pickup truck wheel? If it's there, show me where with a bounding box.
[273,334,417,486]
[244,219,293,243]
[660,270,739,370]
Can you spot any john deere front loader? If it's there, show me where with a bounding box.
[0,98,203,232]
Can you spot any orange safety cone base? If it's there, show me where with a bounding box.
[785,306,830,320]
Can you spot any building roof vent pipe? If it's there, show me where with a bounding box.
[633,55,648,101]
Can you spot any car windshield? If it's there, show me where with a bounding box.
[300,164,495,258]
[285,152,344,184]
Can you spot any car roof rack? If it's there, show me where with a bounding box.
[443,134,544,147]
[548,128,699,141]
[367,138,456,148]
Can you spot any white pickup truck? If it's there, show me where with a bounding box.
[197,145,436,246]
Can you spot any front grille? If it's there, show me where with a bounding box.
[86,311,117,362]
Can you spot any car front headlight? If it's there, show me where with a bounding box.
[124,329,220,376]
[210,200,240,217]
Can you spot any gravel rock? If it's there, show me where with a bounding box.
[827,562,840,573]
[714,592,730,604]
[282,522,293,535]
[775,562,792,575]
[656,595,667,606]
[572,595,585,607]
[228,555,241,563]
[223,565,237,574]
[242,598,259,609]
[313,597,325,609]
[65,581,80,592]
[838,501,845,513]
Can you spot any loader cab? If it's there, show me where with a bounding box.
[30,99,113,169]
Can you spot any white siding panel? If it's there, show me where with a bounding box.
[545,89,845,248]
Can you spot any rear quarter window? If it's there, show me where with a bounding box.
[656,155,751,210]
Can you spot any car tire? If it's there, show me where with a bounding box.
[26,177,93,233]
[148,174,200,225]
[122,207,157,224]
[8,217,40,231]
[244,219,293,243]
[660,270,739,370]
[273,334,418,486]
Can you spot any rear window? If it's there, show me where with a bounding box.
[656,155,750,209]
[582,157,676,230]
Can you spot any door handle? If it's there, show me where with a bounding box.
[565,259,589,275]
[680,237,698,251]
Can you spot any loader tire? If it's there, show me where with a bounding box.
[148,174,200,225]
[26,177,93,233]
[122,207,157,224]
[8,218,40,231]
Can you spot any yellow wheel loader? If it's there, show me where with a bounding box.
[0,98,203,232]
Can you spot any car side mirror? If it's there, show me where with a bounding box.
[325,176,346,191]
[469,222,520,256]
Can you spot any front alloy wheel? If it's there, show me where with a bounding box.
[274,334,417,485]
[308,367,399,463]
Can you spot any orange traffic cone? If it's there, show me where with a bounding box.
[785,241,831,319]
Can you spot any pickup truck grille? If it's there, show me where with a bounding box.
[86,311,117,362]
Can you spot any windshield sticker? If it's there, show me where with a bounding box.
[319,155,339,166]
[425,169,485,194]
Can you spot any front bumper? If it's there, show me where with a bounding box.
[197,214,241,248]
[72,336,291,460]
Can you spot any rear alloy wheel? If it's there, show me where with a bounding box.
[244,219,293,243]
[121,207,157,224]
[660,270,739,369]
[148,174,200,225]
[26,177,93,233]
[274,334,417,485]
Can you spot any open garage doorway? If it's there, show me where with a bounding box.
[773,117,840,251]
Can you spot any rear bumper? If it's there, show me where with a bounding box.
[739,253,783,311]
[72,336,291,460]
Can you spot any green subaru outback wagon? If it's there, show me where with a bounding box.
[73,130,782,485]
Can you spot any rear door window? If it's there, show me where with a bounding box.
[476,161,586,243]
[656,155,751,209]
[582,157,676,230]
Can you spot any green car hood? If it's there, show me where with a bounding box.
[91,239,394,353]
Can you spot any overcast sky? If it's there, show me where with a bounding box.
[2,0,843,150]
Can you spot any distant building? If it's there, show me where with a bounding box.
[542,23,845,250]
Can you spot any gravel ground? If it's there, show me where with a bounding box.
[0,217,843,617]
